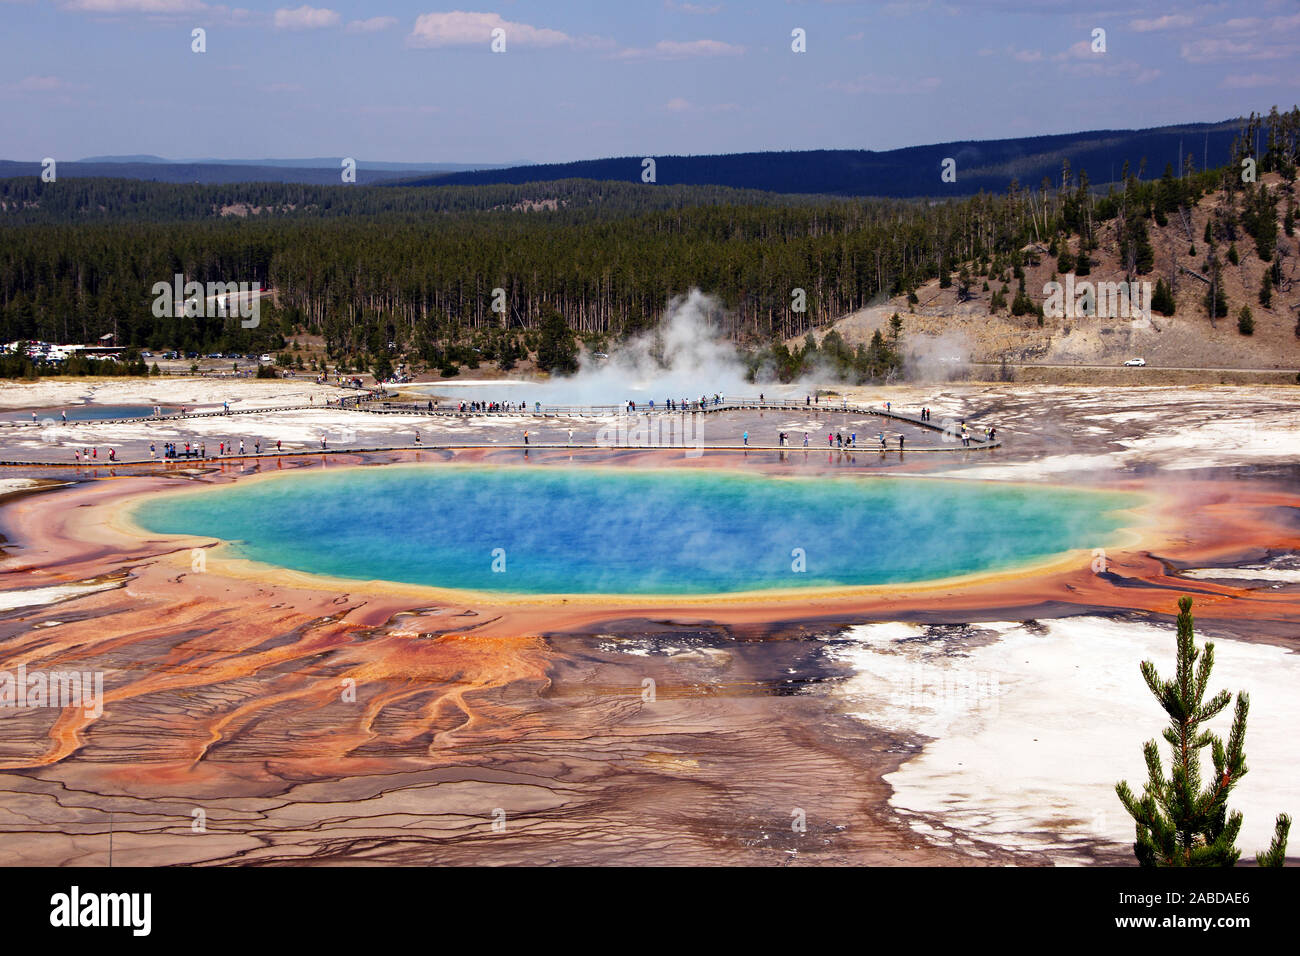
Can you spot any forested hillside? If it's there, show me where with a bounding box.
[2,109,1296,382]
[402,120,1257,197]
[0,176,829,224]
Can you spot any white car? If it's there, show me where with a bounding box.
[1123,358,1146,367]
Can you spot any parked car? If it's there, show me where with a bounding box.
[260,354,272,362]
[1123,357,1146,367]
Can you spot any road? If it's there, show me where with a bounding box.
[968,362,1295,373]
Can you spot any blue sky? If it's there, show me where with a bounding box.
[2,0,1298,164]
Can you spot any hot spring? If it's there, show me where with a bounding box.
[132,465,1138,596]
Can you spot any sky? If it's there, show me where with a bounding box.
[1,0,1298,165]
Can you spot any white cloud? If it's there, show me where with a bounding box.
[408,11,575,48]
[1221,73,1299,89]
[665,0,721,13]
[1181,37,1269,62]
[273,5,340,30]
[1130,14,1196,33]
[617,39,744,59]
[16,75,75,91]
[346,16,397,33]
[828,74,940,95]
[63,0,208,11]
[1053,39,1095,62]
[0,74,86,98]
[663,97,736,113]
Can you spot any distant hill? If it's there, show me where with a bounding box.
[398,121,1245,197]
[79,155,517,172]
[0,158,505,186]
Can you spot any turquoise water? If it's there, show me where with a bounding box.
[133,465,1136,595]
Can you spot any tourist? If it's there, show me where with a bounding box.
[276,439,282,452]
[899,434,905,450]
[200,443,206,457]
[568,429,574,444]
[219,441,225,456]
[150,442,156,459]
[61,410,67,423]
[523,431,529,445]
[239,439,245,455]
[108,448,116,461]
[803,433,809,447]
[742,430,748,446]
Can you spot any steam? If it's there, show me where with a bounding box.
[905,330,973,383]
[420,288,804,404]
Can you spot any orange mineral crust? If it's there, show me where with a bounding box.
[0,453,1297,866]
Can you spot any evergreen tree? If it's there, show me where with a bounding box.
[536,309,579,375]
[1203,265,1228,323]
[371,352,394,382]
[1116,597,1291,867]
[1151,278,1176,316]
[1075,246,1091,276]
[1238,306,1254,335]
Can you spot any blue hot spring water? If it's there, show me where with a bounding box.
[132,465,1136,595]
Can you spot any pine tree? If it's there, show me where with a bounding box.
[370,352,394,382]
[1152,278,1176,316]
[1116,598,1291,867]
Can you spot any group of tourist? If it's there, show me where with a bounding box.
[146,438,282,459]
[73,447,115,462]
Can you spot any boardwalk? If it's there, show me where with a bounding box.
[0,394,999,467]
